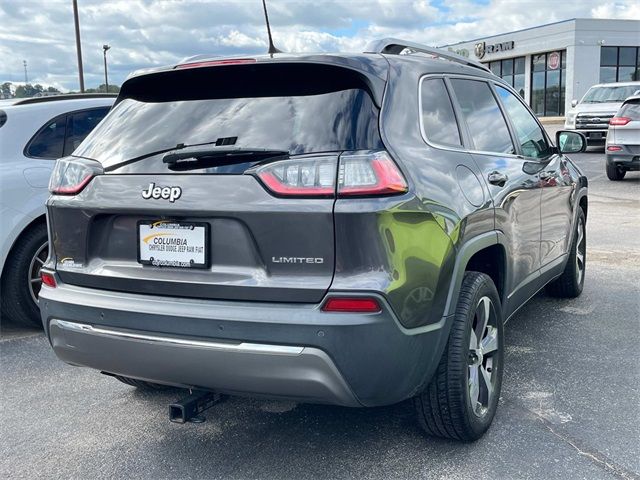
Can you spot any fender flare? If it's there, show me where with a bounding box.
[441,231,508,318]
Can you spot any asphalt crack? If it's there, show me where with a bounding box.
[518,402,639,480]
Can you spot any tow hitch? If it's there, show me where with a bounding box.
[169,390,223,424]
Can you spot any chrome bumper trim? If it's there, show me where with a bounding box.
[51,319,304,355]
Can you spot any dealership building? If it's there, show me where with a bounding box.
[442,18,640,118]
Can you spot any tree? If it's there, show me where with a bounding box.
[1,82,11,98]
[85,83,120,93]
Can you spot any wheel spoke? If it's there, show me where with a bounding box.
[576,223,584,247]
[480,365,494,404]
[477,296,490,340]
[469,366,480,412]
[481,326,499,355]
[469,328,479,350]
[34,256,45,265]
[30,277,42,284]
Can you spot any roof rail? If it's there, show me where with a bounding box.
[13,93,117,106]
[364,38,490,72]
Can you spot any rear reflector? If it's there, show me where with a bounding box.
[176,59,257,69]
[41,272,56,288]
[607,145,623,152]
[609,117,631,126]
[321,297,382,313]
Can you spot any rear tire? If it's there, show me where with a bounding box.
[606,162,626,181]
[414,272,504,442]
[1,223,48,328]
[113,375,174,391]
[546,208,586,298]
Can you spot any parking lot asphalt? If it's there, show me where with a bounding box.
[1,145,639,480]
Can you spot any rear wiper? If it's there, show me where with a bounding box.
[103,140,224,172]
[162,147,288,170]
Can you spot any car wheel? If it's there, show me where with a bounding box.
[606,162,626,181]
[546,208,586,298]
[415,271,504,441]
[1,223,48,328]
[112,375,175,391]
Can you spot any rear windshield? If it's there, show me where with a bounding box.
[581,85,640,104]
[619,100,640,120]
[74,88,382,171]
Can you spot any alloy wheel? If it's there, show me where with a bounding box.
[468,296,499,417]
[28,241,48,305]
[575,216,585,285]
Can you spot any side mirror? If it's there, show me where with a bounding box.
[571,99,578,108]
[556,130,587,154]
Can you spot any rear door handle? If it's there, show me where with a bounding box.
[487,171,508,187]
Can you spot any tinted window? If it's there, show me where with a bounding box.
[496,86,552,159]
[450,79,514,154]
[76,89,382,170]
[63,107,109,155]
[25,115,66,159]
[420,78,461,147]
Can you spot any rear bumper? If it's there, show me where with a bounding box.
[40,282,451,407]
[606,150,640,170]
[575,129,607,143]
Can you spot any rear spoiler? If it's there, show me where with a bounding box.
[117,60,387,108]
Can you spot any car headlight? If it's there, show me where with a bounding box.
[565,112,577,127]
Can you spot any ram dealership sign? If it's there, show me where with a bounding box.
[474,40,515,59]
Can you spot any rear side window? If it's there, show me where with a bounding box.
[25,115,66,159]
[420,78,462,147]
[63,107,109,155]
[450,79,515,155]
[495,86,552,159]
[619,101,640,120]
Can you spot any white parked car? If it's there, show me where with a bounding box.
[0,94,115,326]
[606,95,640,180]
[564,81,640,146]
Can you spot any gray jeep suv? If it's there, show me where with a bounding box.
[40,39,588,441]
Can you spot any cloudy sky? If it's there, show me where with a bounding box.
[1,0,638,91]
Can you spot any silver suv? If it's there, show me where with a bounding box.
[565,81,640,145]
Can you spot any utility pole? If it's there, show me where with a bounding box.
[23,60,28,84]
[72,0,85,92]
[102,44,111,92]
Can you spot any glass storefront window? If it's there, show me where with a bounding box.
[530,50,566,116]
[483,56,526,98]
[600,46,640,82]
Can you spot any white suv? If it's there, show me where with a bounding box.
[564,82,640,146]
[0,94,114,327]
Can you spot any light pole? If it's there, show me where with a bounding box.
[102,44,111,92]
[72,0,85,92]
[23,60,28,84]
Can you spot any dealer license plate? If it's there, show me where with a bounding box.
[138,221,208,268]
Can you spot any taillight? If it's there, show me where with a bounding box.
[252,151,408,198]
[254,156,337,198]
[607,145,623,152]
[41,271,56,288]
[49,157,103,195]
[609,117,631,126]
[338,151,408,197]
[176,58,256,69]
[321,297,382,313]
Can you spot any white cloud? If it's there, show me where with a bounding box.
[0,0,637,91]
